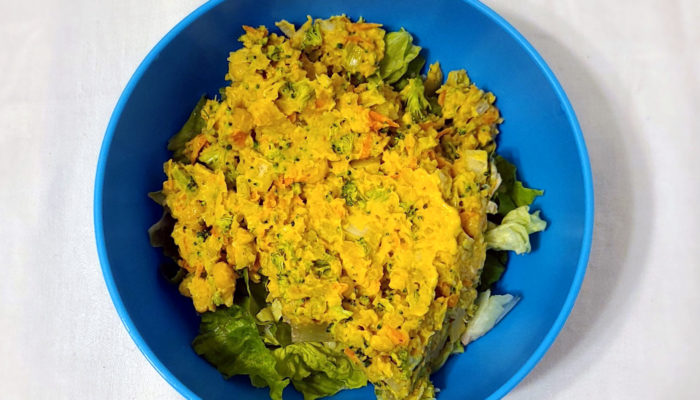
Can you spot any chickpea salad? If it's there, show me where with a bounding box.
[149,15,546,400]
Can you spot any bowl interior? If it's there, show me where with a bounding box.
[95,0,592,399]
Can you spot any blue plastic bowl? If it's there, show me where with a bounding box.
[94,0,593,399]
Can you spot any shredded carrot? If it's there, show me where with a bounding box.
[345,35,365,44]
[242,25,267,36]
[231,130,248,147]
[187,134,209,164]
[386,328,408,345]
[419,122,434,131]
[344,347,358,362]
[368,110,399,131]
[264,191,278,208]
[274,176,293,189]
[436,127,453,139]
[360,133,373,158]
[438,90,446,106]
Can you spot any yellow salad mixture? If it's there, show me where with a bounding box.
[150,15,545,400]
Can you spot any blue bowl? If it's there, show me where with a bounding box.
[94,0,593,399]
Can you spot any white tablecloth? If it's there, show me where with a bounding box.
[1,0,698,398]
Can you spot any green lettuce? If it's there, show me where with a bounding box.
[485,206,546,254]
[273,343,367,400]
[301,20,322,50]
[241,270,292,347]
[379,29,422,84]
[494,156,544,215]
[462,290,519,345]
[479,251,508,291]
[193,286,365,399]
[168,96,206,162]
[146,195,181,265]
[192,303,289,400]
[394,55,426,90]
[331,134,354,155]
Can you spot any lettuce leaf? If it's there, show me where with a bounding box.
[462,290,519,345]
[494,156,544,215]
[192,304,289,400]
[394,55,426,91]
[168,96,206,162]
[241,270,292,347]
[273,343,367,400]
[485,206,546,254]
[379,29,422,84]
[147,206,181,263]
[479,251,508,291]
[193,292,363,399]
[241,269,268,316]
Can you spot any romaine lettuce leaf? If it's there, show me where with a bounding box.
[379,29,422,84]
[494,156,544,215]
[273,343,367,400]
[147,206,180,263]
[241,269,292,347]
[168,96,206,162]
[394,55,426,91]
[192,304,289,400]
[479,251,508,291]
[485,206,546,254]
[193,294,363,400]
[241,269,267,316]
[462,290,519,345]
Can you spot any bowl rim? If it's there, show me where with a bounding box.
[93,0,594,399]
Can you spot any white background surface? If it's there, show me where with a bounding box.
[1,0,698,398]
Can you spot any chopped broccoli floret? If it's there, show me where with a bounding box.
[266,45,282,61]
[168,97,206,162]
[399,201,418,219]
[302,21,322,49]
[270,252,285,270]
[198,145,224,169]
[440,140,460,162]
[171,165,198,192]
[400,78,431,121]
[311,259,331,277]
[331,134,354,155]
[278,80,315,114]
[341,180,361,206]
